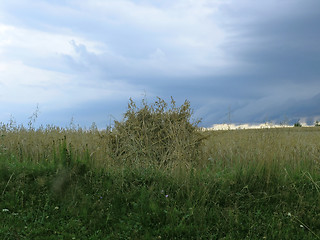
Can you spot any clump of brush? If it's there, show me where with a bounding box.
[110,97,205,168]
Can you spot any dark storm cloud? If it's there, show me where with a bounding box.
[267,93,320,123]
[193,0,320,125]
[1,0,319,127]
[218,0,320,82]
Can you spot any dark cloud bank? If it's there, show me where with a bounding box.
[1,0,319,128]
[62,0,320,127]
[198,0,320,126]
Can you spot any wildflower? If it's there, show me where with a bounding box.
[54,206,59,210]
[2,209,9,212]
[165,195,169,198]
[287,212,292,217]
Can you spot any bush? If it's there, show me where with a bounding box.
[111,97,205,167]
[294,122,302,127]
[315,121,320,127]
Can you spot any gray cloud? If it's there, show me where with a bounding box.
[218,0,320,81]
[0,0,319,128]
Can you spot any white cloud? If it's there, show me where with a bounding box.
[0,60,71,105]
[0,0,319,127]
[0,23,104,59]
[0,59,141,106]
[0,23,142,114]
[0,0,230,76]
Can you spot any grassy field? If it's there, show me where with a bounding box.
[1,99,320,239]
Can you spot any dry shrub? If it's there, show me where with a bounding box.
[111,97,204,167]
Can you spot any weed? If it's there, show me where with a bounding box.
[111,97,205,167]
[294,121,302,127]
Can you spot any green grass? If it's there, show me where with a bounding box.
[1,99,320,239]
[1,151,320,239]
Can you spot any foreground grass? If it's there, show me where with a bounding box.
[1,127,320,239]
[0,162,319,240]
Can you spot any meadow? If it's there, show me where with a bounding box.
[1,98,320,239]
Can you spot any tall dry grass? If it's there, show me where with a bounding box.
[0,97,205,170]
[1,103,319,177]
[0,97,319,178]
[203,127,320,187]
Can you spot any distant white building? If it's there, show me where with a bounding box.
[205,123,293,131]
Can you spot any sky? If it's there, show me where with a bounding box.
[0,0,319,128]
